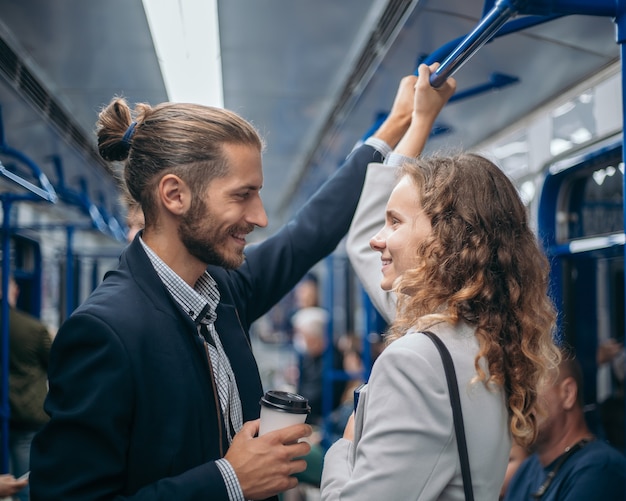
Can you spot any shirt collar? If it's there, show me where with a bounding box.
[139,237,220,325]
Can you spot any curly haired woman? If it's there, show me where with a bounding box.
[321,64,560,500]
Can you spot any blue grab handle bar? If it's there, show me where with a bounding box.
[0,107,57,203]
[430,0,518,87]
[0,161,56,201]
[430,0,620,87]
[518,0,616,17]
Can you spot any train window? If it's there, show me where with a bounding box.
[550,90,596,157]
[562,158,623,241]
[540,139,625,449]
[518,179,534,202]
[490,130,530,180]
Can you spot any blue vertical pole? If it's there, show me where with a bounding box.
[617,0,626,460]
[361,290,376,381]
[65,226,75,320]
[322,255,335,443]
[1,198,11,473]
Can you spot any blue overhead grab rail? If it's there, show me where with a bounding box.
[0,162,57,203]
[429,0,620,87]
[77,177,109,235]
[361,72,520,140]
[97,192,126,242]
[50,155,110,235]
[0,107,58,473]
[364,8,575,143]
[50,154,127,242]
[50,155,123,318]
[429,0,519,88]
[0,107,57,204]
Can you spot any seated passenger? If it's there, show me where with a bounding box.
[504,347,626,500]
[291,306,345,426]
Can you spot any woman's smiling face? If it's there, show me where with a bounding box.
[369,175,432,291]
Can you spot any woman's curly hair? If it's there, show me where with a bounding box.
[385,154,560,447]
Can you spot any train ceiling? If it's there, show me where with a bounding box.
[0,0,619,241]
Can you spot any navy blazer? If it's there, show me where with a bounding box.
[30,143,383,501]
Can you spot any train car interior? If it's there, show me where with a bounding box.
[0,0,624,485]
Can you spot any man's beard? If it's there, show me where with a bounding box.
[178,198,252,269]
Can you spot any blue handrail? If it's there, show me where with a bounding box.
[0,107,57,204]
[362,72,520,141]
[429,0,618,88]
[0,163,56,202]
[517,0,616,17]
[49,156,114,237]
[430,0,518,87]
[1,199,12,474]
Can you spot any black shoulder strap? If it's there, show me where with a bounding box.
[422,330,474,501]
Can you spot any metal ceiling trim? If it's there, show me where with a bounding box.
[0,35,114,179]
[277,0,422,215]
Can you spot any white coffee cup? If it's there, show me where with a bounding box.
[258,390,311,436]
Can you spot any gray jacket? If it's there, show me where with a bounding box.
[321,163,511,500]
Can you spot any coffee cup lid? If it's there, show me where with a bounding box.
[260,390,311,414]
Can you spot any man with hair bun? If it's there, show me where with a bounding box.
[30,74,425,501]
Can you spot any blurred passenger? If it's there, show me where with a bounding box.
[125,199,145,243]
[596,338,624,450]
[504,348,626,500]
[294,272,320,310]
[0,473,28,499]
[0,275,52,501]
[30,73,419,500]
[597,338,623,368]
[322,63,560,500]
[327,333,365,444]
[291,306,344,426]
[253,271,319,345]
